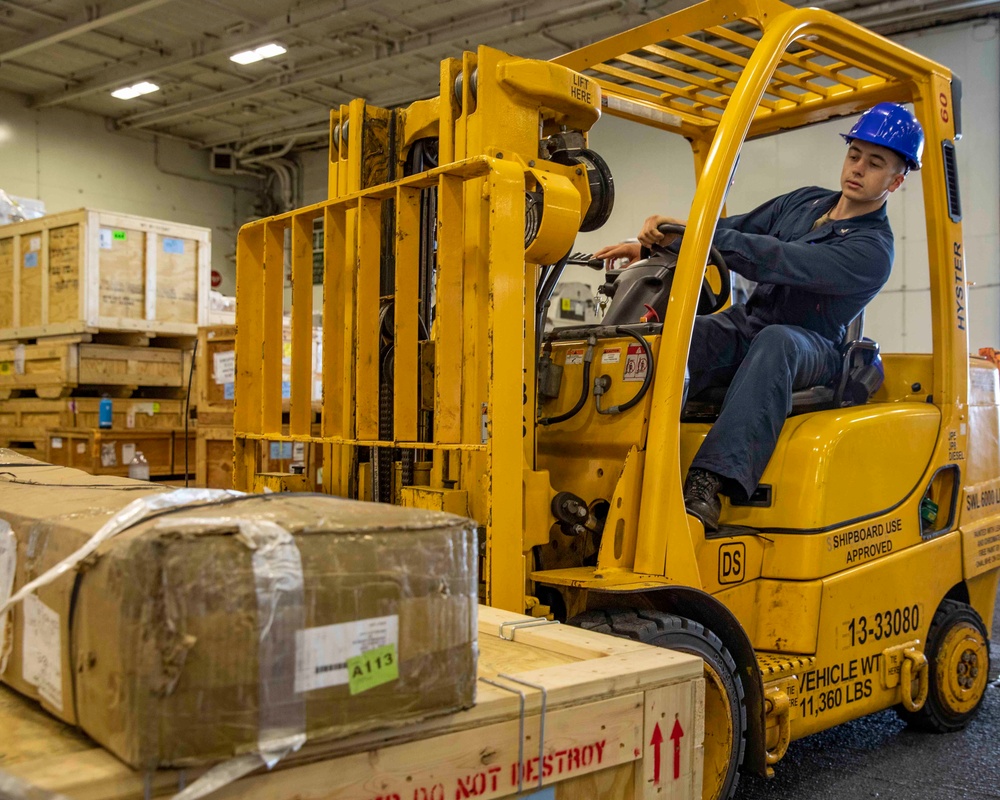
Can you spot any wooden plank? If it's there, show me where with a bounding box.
[0,236,13,329]
[48,224,81,325]
[155,233,199,324]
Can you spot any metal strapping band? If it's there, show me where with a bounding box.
[498,617,559,641]
[498,674,548,791]
[479,676,527,794]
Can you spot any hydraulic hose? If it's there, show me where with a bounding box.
[594,327,654,415]
[538,334,596,426]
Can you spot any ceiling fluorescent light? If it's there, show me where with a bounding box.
[111,81,159,100]
[231,43,286,65]
[255,43,286,59]
[230,49,263,65]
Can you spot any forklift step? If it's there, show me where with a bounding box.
[757,652,817,681]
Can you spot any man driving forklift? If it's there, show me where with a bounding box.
[595,102,925,531]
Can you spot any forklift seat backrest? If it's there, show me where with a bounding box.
[680,310,884,421]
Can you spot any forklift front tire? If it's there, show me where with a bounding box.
[569,608,747,800]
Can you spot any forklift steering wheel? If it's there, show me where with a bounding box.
[649,222,731,315]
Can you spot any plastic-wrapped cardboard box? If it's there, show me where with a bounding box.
[0,450,478,768]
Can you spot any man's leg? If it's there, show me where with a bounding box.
[687,325,840,527]
[682,307,753,530]
[686,305,754,399]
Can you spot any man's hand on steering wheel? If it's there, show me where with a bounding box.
[638,214,685,247]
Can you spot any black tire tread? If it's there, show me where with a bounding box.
[570,608,747,800]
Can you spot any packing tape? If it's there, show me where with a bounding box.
[169,518,306,800]
[0,489,242,619]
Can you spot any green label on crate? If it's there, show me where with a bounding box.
[0,362,10,374]
[113,230,127,241]
[347,644,398,695]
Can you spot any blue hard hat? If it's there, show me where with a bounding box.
[840,102,924,171]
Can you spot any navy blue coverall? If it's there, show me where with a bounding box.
[687,185,894,499]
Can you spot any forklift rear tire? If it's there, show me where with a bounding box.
[898,599,989,733]
[569,608,747,800]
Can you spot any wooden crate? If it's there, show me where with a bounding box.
[0,341,189,399]
[195,323,323,424]
[0,606,703,800]
[196,424,322,489]
[0,208,209,341]
[45,427,192,477]
[0,397,185,431]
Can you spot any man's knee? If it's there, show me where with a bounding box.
[745,325,799,367]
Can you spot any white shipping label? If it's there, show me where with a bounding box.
[294,614,399,693]
[76,442,86,454]
[22,594,63,711]
[213,350,236,385]
[13,344,24,376]
[623,343,649,383]
[50,437,63,450]
[565,349,584,366]
[122,443,136,464]
[100,442,117,467]
[126,410,136,429]
[98,228,113,250]
[292,442,305,462]
[28,236,41,252]
[601,347,621,364]
[0,522,15,669]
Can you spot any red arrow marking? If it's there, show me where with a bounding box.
[650,722,664,784]
[670,719,685,779]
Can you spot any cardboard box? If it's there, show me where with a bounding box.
[0,450,478,769]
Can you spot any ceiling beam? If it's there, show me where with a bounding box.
[31,0,374,109]
[115,0,626,131]
[0,0,173,61]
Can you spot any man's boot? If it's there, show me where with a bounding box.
[684,468,722,532]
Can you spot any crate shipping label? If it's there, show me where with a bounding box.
[22,594,63,711]
[294,614,399,693]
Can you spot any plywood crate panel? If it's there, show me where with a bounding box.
[0,208,209,340]
[45,428,189,477]
[196,323,322,423]
[0,341,188,399]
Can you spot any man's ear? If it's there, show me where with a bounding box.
[888,171,906,194]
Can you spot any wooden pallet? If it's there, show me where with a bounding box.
[0,207,209,341]
[0,340,191,400]
[0,606,704,799]
[44,427,195,478]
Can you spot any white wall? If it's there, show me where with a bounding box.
[574,18,1000,353]
[0,89,260,297]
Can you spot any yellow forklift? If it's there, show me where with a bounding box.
[233,1,1000,797]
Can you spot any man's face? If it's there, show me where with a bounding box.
[840,139,906,203]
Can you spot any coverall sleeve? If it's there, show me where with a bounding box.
[716,193,789,234]
[711,227,892,296]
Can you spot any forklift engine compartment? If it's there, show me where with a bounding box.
[233,1,1000,798]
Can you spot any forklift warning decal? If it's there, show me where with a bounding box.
[826,517,902,564]
[623,344,649,382]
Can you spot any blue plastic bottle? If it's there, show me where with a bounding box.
[99,395,113,429]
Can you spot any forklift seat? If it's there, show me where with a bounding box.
[681,312,883,421]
